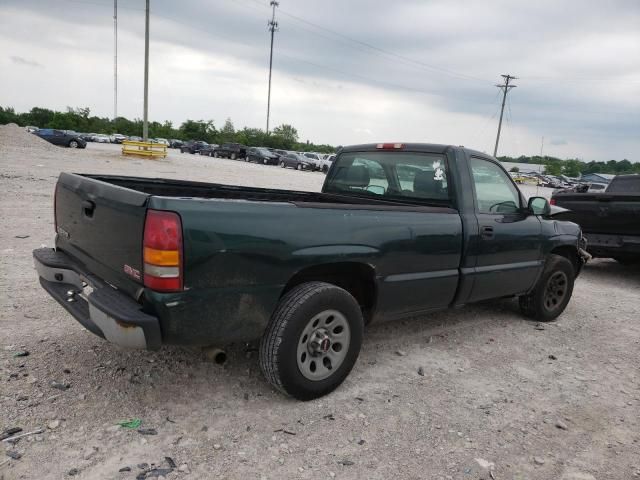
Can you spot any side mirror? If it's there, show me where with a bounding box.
[528,196,551,216]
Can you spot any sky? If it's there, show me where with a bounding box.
[1,0,639,161]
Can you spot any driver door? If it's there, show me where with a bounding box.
[467,156,543,302]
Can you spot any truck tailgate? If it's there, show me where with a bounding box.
[54,173,150,297]
[554,193,640,236]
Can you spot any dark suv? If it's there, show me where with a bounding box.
[214,143,247,160]
[34,129,87,149]
[180,141,209,154]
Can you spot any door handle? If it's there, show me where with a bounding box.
[82,200,96,218]
[481,226,494,239]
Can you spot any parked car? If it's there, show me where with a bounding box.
[110,134,127,144]
[33,143,587,400]
[25,126,39,133]
[197,144,219,156]
[302,152,324,171]
[155,138,170,146]
[245,147,279,165]
[280,152,313,170]
[169,139,184,149]
[214,143,247,160]
[82,133,97,142]
[180,140,209,154]
[34,129,86,149]
[128,136,143,142]
[552,174,640,264]
[93,134,111,143]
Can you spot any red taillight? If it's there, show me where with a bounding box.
[550,198,556,205]
[376,143,404,150]
[143,209,183,292]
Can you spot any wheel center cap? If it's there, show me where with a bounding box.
[308,329,331,356]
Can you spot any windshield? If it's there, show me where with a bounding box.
[325,151,450,204]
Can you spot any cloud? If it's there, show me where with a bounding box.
[0,0,638,160]
[10,55,41,67]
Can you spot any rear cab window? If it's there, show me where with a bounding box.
[607,176,640,193]
[325,150,451,205]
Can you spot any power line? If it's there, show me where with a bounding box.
[265,0,278,134]
[493,74,517,157]
[237,0,493,84]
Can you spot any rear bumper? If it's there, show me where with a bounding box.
[33,248,162,350]
[583,233,640,259]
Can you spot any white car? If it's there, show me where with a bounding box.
[110,134,127,143]
[155,138,170,146]
[93,134,110,143]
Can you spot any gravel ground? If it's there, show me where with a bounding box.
[1,127,639,480]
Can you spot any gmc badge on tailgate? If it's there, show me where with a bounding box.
[124,264,141,280]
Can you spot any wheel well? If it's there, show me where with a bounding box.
[550,246,581,276]
[282,262,377,322]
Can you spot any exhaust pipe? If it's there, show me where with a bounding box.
[203,346,227,365]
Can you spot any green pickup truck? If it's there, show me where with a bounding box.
[33,143,587,399]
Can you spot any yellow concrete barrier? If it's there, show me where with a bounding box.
[122,140,167,159]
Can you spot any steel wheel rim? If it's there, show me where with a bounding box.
[296,309,350,381]
[544,271,568,311]
[70,141,78,148]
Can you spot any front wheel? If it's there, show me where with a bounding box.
[231,153,237,160]
[280,161,286,168]
[263,158,268,165]
[68,140,79,148]
[519,254,575,322]
[259,282,364,400]
[245,156,250,162]
[296,163,302,171]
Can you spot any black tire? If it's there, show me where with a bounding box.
[296,163,302,171]
[231,153,237,160]
[519,254,575,322]
[263,158,268,165]
[68,140,78,148]
[259,282,364,401]
[245,156,250,162]
[280,161,286,168]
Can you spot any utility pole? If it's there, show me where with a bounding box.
[493,74,517,157]
[113,0,118,122]
[142,0,150,141]
[266,0,279,134]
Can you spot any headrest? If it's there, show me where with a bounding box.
[348,165,370,188]
[414,170,440,196]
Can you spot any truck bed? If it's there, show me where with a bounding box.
[552,192,640,237]
[87,174,454,209]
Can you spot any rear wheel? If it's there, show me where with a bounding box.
[519,254,575,322]
[263,158,268,165]
[280,161,286,168]
[259,282,363,400]
[214,152,218,158]
[245,156,250,162]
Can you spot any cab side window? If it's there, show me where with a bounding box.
[470,157,520,214]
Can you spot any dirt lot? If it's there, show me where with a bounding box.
[1,128,639,480]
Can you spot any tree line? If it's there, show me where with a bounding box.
[2,106,636,169]
[497,155,639,176]
[0,106,336,153]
